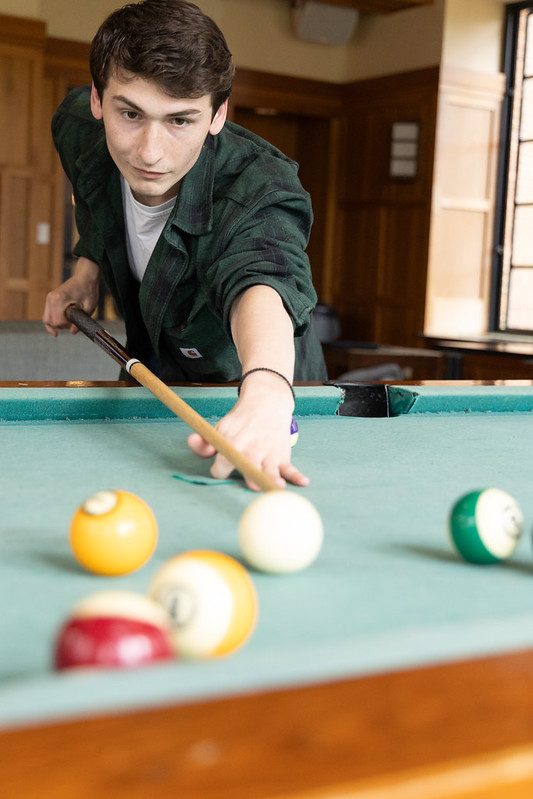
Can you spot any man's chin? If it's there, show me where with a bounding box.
[129,181,179,206]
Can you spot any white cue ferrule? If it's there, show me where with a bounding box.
[125,358,141,374]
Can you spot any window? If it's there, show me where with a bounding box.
[495,2,533,333]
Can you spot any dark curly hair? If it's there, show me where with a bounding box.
[90,0,234,112]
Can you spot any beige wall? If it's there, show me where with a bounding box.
[41,0,124,41]
[0,0,444,83]
[0,0,41,16]
[347,0,444,80]
[199,0,444,83]
[197,0,355,83]
[442,0,506,74]
[0,0,512,83]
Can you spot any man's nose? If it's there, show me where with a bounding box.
[137,123,163,165]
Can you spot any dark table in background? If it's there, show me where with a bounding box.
[424,335,533,379]
[323,340,447,381]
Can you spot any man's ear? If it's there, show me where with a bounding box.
[209,99,228,136]
[90,83,104,120]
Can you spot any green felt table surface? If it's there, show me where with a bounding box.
[1,384,532,730]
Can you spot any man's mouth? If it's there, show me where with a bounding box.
[134,167,166,179]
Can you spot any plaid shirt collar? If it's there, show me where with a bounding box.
[75,129,216,236]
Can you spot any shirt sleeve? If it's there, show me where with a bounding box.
[204,185,317,339]
[51,91,105,267]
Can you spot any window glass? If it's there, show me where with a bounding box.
[497,6,533,332]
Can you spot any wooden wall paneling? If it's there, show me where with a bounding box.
[27,177,55,319]
[0,14,45,49]
[341,68,439,205]
[231,68,342,119]
[0,168,55,320]
[0,16,45,170]
[44,37,91,88]
[334,67,439,346]
[43,38,92,309]
[311,114,343,306]
[295,114,342,302]
[39,71,60,175]
[0,46,37,168]
[232,107,300,157]
[0,14,48,321]
[376,203,433,342]
[40,72,69,297]
[424,67,506,339]
[336,204,382,339]
[0,168,33,318]
[31,70,70,313]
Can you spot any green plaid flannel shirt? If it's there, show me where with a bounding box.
[52,86,326,381]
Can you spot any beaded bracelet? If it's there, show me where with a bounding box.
[238,367,295,400]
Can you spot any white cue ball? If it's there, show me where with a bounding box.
[238,490,323,574]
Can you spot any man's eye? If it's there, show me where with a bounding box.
[170,117,191,127]
[122,110,139,120]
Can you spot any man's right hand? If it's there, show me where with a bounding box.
[43,258,101,336]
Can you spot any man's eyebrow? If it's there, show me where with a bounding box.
[111,95,203,117]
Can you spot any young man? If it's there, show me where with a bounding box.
[43,0,326,490]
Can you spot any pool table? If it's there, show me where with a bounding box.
[1,380,533,798]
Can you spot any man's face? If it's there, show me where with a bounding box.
[90,72,227,206]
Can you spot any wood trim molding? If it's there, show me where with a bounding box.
[0,13,46,48]
[343,65,441,104]
[44,37,91,81]
[439,65,506,99]
[45,37,90,67]
[232,67,343,117]
[439,67,505,108]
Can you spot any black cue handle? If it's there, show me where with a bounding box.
[65,304,131,370]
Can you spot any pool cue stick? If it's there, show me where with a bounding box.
[64,304,279,493]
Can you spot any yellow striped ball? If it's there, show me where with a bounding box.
[70,489,158,576]
[149,550,258,659]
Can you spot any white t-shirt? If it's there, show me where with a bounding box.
[121,176,175,282]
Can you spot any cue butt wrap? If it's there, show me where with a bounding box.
[64,303,100,340]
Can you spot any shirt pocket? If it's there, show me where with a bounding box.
[162,303,241,381]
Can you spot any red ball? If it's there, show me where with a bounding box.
[54,616,174,670]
